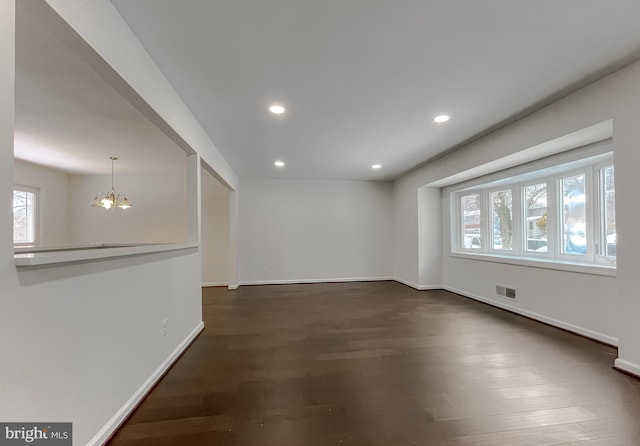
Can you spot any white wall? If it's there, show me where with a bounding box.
[393,178,419,286]
[417,186,442,288]
[13,160,188,246]
[0,250,202,445]
[440,190,617,344]
[42,0,241,288]
[394,60,640,372]
[14,159,71,245]
[69,174,187,245]
[1,0,16,264]
[0,2,236,446]
[239,179,394,284]
[44,0,238,192]
[201,167,230,285]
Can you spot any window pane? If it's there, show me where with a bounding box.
[13,189,35,244]
[561,174,586,255]
[524,183,547,253]
[602,165,616,257]
[461,193,481,249]
[491,190,512,250]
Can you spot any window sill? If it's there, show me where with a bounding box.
[450,251,616,277]
[14,243,198,267]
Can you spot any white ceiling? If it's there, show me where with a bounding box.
[14,1,640,181]
[109,0,640,180]
[14,0,187,177]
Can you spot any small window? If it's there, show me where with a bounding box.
[524,183,547,253]
[461,193,481,249]
[491,189,513,250]
[600,165,616,258]
[13,187,37,245]
[561,174,586,256]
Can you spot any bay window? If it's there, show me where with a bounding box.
[451,151,615,269]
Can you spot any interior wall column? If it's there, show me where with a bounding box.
[418,186,443,288]
[186,153,201,244]
[0,0,15,270]
[228,189,239,289]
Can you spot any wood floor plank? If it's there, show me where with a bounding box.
[107,282,640,445]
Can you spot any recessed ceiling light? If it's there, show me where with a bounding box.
[371,164,382,169]
[433,114,450,123]
[274,160,285,167]
[269,104,286,115]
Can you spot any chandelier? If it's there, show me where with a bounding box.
[90,157,133,210]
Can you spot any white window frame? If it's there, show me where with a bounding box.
[488,186,519,254]
[13,185,40,246]
[458,191,483,252]
[594,161,616,266]
[520,179,553,259]
[449,151,615,274]
[556,168,593,263]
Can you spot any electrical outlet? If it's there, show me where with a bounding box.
[263,266,269,273]
[162,318,168,337]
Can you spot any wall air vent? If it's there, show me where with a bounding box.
[496,284,517,300]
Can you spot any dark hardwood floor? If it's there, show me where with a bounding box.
[108,281,640,445]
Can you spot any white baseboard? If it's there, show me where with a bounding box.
[88,321,205,446]
[238,276,394,286]
[444,286,618,346]
[202,281,228,287]
[234,277,443,290]
[393,277,443,290]
[614,358,640,378]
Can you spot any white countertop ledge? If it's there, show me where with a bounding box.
[14,243,198,267]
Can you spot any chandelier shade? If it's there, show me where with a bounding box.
[90,157,133,210]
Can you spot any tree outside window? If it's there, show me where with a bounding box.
[492,190,512,250]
